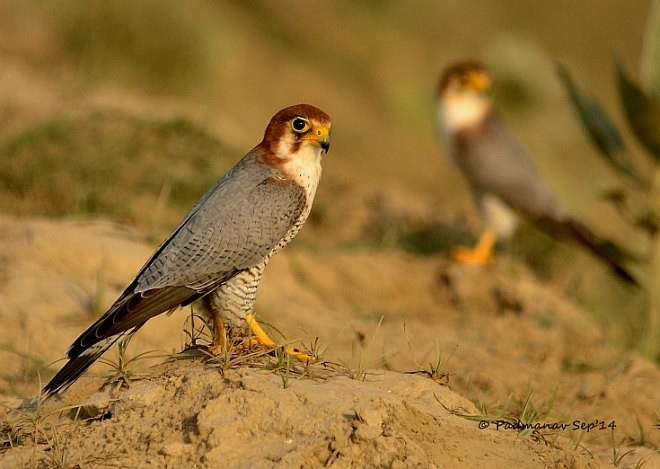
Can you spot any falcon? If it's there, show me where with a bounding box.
[43,104,331,396]
[435,60,636,285]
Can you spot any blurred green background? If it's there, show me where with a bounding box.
[0,0,654,350]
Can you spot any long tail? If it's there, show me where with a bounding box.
[538,216,638,286]
[42,331,133,397]
[42,285,199,397]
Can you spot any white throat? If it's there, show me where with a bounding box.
[278,142,323,199]
[437,93,490,134]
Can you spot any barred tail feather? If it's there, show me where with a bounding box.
[537,215,638,286]
[42,332,131,397]
[42,286,202,398]
[566,219,638,286]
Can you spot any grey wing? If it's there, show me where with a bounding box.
[43,173,307,396]
[89,172,307,337]
[138,175,307,292]
[455,114,566,220]
[449,115,638,286]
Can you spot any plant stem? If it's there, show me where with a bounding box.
[643,164,659,359]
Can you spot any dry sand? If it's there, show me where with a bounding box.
[1,215,658,468]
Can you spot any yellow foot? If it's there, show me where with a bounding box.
[209,311,227,356]
[450,229,496,265]
[450,246,494,265]
[245,314,316,362]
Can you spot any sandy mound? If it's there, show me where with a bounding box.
[3,361,597,468]
[0,215,657,467]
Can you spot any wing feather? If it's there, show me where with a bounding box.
[455,114,637,285]
[455,114,565,219]
[136,166,306,291]
[43,332,132,396]
[44,156,308,396]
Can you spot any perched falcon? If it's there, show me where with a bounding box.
[435,60,636,285]
[43,104,331,396]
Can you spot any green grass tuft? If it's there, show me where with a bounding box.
[0,111,235,229]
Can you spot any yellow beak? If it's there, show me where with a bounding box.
[307,125,331,152]
[470,72,492,93]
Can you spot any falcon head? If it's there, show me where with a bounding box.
[261,104,331,158]
[258,104,332,190]
[436,60,494,133]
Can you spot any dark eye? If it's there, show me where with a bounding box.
[291,117,310,133]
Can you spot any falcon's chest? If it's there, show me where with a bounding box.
[437,95,491,159]
[438,94,489,132]
[276,143,323,205]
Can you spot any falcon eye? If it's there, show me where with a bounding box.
[291,117,310,133]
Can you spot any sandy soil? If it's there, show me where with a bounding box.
[0,214,658,468]
[0,3,657,466]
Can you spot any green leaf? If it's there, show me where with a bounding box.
[557,65,647,185]
[616,56,660,162]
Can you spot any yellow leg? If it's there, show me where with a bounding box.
[245,313,315,362]
[451,229,497,265]
[210,311,227,356]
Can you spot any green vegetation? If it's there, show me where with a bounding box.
[558,4,660,359]
[99,337,160,393]
[43,0,213,94]
[0,111,234,231]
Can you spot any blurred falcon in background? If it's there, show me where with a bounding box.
[44,104,331,396]
[435,60,636,285]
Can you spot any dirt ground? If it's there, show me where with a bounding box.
[0,214,658,468]
[0,2,659,467]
